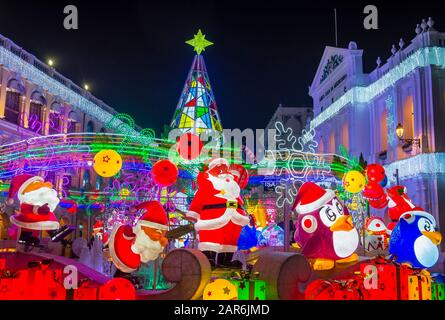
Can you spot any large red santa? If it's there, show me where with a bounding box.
[6,174,60,231]
[186,158,250,266]
[109,201,168,274]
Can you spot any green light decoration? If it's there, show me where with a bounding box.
[135,259,171,290]
[171,31,222,135]
[229,278,267,300]
[186,29,213,55]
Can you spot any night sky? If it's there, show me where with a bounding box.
[1,0,444,134]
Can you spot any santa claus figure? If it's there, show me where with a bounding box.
[91,220,109,245]
[293,182,359,270]
[186,158,250,267]
[387,185,423,230]
[6,174,60,235]
[109,201,168,274]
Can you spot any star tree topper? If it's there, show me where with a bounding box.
[186,29,213,55]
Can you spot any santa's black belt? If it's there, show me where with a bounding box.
[202,201,244,210]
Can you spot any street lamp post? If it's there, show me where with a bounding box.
[396,123,421,148]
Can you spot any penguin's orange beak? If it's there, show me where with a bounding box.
[330,215,354,232]
[422,231,442,245]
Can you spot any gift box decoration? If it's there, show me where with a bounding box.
[431,282,445,300]
[305,279,365,300]
[74,286,99,300]
[230,279,266,300]
[360,260,397,299]
[229,271,266,300]
[408,272,432,300]
[305,279,338,300]
[359,258,412,300]
[0,278,24,300]
[46,286,66,300]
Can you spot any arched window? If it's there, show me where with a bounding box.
[329,130,336,153]
[96,176,103,190]
[318,138,324,153]
[380,110,388,151]
[67,111,81,134]
[86,120,95,133]
[82,170,91,189]
[341,122,349,150]
[5,79,24,125]
[29,91,46,133]
[403,96,414,139]
[49,102,63,135]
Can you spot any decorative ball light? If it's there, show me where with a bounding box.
[203,279,238,300]
[98,277,136,300]
[366,164,386,183]
[176,132,203,160]
[151,159,179,187]
[93,150,123,178]
[342,170,366,194]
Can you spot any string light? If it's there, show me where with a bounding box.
[384,153,445,183]
[310,47,445,129]
[0,47,138,135]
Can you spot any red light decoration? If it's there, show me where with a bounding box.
[98,277,136,300]
[229,164,249,189]
[151,159,179,187]
[176,133,203,160]
[365,164,386,183]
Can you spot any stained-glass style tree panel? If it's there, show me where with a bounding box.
[170,54,223,134]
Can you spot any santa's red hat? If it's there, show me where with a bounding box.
[6,174,44,205]
[229,164,249,189]
[135,201,168,231]
[208,158,229,170]
[292,182,335,214]
[93,220,104,231]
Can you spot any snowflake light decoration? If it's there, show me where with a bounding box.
[269,121,332,208]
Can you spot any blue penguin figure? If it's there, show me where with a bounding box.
[389,210,442,269]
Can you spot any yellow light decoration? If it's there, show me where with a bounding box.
[93,149,123,178]
[251,204,267,228]
[160,188,177,205]
[343,170,366,194]
[203,279,238,300]
[119,188,130,199]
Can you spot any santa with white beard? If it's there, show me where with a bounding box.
[6,174,60,231]
[186,158,250,267]
[109,201,168,274]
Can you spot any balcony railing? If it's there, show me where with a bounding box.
[0,33,122,125]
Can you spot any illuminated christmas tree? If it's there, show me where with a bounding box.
[170,30,223,135]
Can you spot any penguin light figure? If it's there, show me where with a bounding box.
[389,211,442,269]
[293,182,359,270]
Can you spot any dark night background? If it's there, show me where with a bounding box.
[0,0,444,134]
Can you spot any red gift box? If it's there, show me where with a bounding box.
[0,259,6,270]
[360,258,412,300]
[305,279,365,300]
[46,286,66,300]
[0,278,22,300]
[74,286,99,300]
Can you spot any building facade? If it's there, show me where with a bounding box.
[308,18,445,251]
[0,33,121,239]
[265,104,313,149]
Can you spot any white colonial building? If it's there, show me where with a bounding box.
[309,17,445,252]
